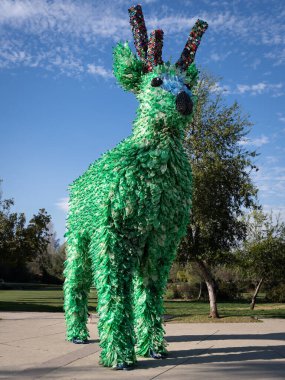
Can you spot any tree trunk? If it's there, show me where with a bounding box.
[195,259,220,318]
[197,281,202,301]
[206,280,219,318]
[250,278,263,310]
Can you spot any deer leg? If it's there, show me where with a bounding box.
[64,232,92,342]
[92,236,137,368]
[134,243,175,358]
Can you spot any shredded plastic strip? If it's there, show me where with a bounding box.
[64,4,208,369]
[128,4,148,64]
[147,29,164,72]
[176,19,208,71]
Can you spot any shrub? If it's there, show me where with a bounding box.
[266,283,285,303]
[165,287,175,299]
[217,280,241,301]
[165,282,201,299]
[176,283,193,299]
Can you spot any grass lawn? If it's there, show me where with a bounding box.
[1,285,285,322]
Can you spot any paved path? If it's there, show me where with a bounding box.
[0,312,285,379]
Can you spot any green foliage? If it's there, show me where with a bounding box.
[176,72,259,317]
[48,243,66,281]
[0,181,53,282]
[166,282,199,300]
[172,263,201,283]
[238,210,285,283]
[216,280,241,301]
[165,284,180,299]
[176,283,192,299]
[178,72,258,262]
[179,72,258,264]
[28,241,66,284]
[266,283,285,303]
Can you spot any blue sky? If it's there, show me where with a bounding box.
[0,0,285,241]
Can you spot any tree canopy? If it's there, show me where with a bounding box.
[178,72,259,317]
[0,181,53,281]
[237,210,285,309]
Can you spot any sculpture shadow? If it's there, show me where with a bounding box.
[1,342,284,378]
[137,343,285,369]
[166,332,285,343]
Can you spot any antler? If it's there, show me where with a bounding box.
[147,30,164,72]
[176,19,208,71]
[128,5,148,64]
[129,6,207,72]
[129,5,163,72]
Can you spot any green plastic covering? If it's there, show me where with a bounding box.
[64,5,207,369]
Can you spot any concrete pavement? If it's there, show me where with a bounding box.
[0,312,285,379]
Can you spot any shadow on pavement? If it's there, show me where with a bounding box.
[167,332,285,342]
[1,329,285,378]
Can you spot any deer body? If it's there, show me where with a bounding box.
[64,5,207,369]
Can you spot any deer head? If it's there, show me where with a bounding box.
[113,5,208,135]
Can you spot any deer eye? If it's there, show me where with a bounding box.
[151,77,163,87]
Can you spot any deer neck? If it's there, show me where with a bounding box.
[132,111,185,148]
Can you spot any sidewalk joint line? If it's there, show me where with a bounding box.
[37,347,101,379]
[197,330,219,344]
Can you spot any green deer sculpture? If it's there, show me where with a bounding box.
[64,4,208,370]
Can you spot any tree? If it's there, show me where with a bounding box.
[178,73,258,317]
[31,222,64,283]
[25,209,52,257]
[0,181,52,281]
[0,184,28,278]
[238,210,285,309]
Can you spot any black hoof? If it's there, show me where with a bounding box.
[150,350,167,359]
[72,338,88,344]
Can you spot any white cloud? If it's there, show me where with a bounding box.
[249,58,261,70]
[263,205,285,223]
[209,50,232,63]
[277,113,285,123]
[211,81,284,97]
[0,0,128,39]
[56,197,69,212]
[210,81,230,94]
[240,135,269,147]
[265,48,285,66]
[87,64,113,79]
[253,164,285,199]
[266,156,279,164]
[0,0,128,76]
[252,163,285,229]
[209,53,220,62]
[251,136,270,147]
[0,0,285,77]
[236,82,283,95]
[236,83,265,95]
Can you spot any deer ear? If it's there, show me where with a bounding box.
[113,42,144,93]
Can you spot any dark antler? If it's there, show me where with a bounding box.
[176,19,208,71]
[147,30,164,72]
[128,5,148,64]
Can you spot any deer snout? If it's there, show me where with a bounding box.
[176,91,193,116]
